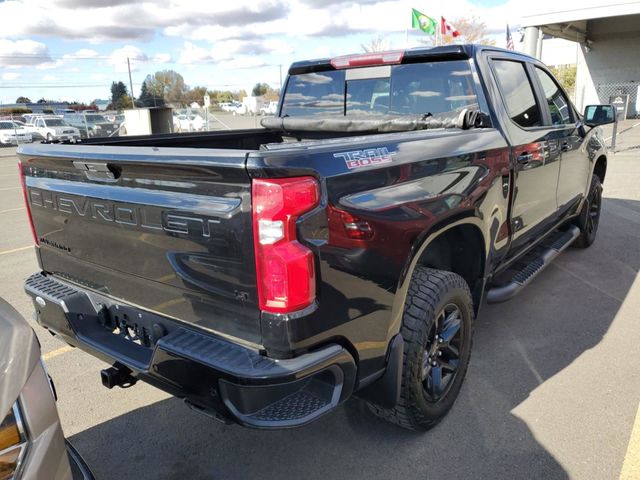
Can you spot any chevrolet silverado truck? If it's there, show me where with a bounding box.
[18,45,614,431]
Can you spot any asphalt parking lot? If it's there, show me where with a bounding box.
[0,122,639,480]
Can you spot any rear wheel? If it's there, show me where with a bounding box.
[368,267,474,431]
[573,174,602,248]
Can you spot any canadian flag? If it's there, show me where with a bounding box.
[441,17,460,37]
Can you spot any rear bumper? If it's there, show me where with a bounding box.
[25,272,356,429]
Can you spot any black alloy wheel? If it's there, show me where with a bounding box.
[422,303,464,402]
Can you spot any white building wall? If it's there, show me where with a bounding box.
[575,16,640,114]
[539,38,579,67]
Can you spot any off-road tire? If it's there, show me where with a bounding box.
[573,174,602,248]
[368,267,474,431]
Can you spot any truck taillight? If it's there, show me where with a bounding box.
[18,160,38,246]
[252,177,320,313]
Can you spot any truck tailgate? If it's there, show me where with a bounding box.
[18,144,260,344]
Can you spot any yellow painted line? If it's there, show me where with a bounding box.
[0,207,23,214]
[0,245,32,256]
[42,345,74,361]
[620,402,640,479]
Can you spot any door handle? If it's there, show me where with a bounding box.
[516,152,533,164]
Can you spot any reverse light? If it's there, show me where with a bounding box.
[331,50,405,69]
[0,404,28,480]
[252,177,320,313]
[17,160,38,246]
[339,210,373,240]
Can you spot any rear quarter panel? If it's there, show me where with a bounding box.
[248,128,510,378]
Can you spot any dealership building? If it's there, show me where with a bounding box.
[521,1,640,118]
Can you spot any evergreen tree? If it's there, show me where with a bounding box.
[110,81,129,110]
[138,81,151,107]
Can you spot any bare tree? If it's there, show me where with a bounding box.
[420,17,496,46]
[361,35,391,53]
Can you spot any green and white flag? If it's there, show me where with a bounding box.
[411,8,437,35]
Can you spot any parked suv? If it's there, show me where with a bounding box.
[63,113,118,138]
[26,117,81,142]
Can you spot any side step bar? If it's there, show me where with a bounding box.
[486,225,580,303]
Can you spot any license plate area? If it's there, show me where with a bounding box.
[99,303,168,350]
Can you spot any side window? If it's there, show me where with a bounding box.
[492,59,542,128]
[534,67,573,125]
[37,119,44,127]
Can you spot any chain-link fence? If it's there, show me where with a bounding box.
[596,82,640,119]
[595,83,640,151]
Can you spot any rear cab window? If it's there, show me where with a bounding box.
[281,60,479,118]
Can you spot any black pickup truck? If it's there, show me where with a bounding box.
[19,45,614,431]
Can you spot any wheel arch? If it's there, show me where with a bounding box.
[387,217,489,339]
[594,155,607,183]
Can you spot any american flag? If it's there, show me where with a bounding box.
[506,25,514,50]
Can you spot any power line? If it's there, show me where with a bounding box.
[0,83,120,88]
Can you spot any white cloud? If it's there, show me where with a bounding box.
[0,0,603,47]
[1,72,21,80]
[108,45,148,72]
[63,48,99,60]
[42,74,58,81]
[152,53,172,63]
[177,39,290,66]
[0,39,51,67]
[178,42,214,64]
[35,59,64,70]
[219,57,268,69]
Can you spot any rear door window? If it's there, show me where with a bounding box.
[492,59,542,128]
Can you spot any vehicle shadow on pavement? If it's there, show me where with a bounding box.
[70,198,639,480]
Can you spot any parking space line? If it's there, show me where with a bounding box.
[605,121,640,142]
[0,186,20,191]
[0,207,23,214]
[0,245,32,256]
[620,402,640,479]
[42,345,74,361]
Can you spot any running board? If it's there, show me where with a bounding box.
[486,225,580,304]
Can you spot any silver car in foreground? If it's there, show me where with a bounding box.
[0,299,93,480]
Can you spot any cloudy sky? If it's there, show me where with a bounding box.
[0,0,580,104]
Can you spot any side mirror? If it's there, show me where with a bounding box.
[583,104,616,127]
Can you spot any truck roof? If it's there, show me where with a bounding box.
[288,44,537,75]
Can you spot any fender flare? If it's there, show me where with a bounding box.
[385,216,489,341]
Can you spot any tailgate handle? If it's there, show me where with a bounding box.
[73,161,121,181]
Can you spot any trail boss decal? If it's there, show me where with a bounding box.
[334,147,396,169]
